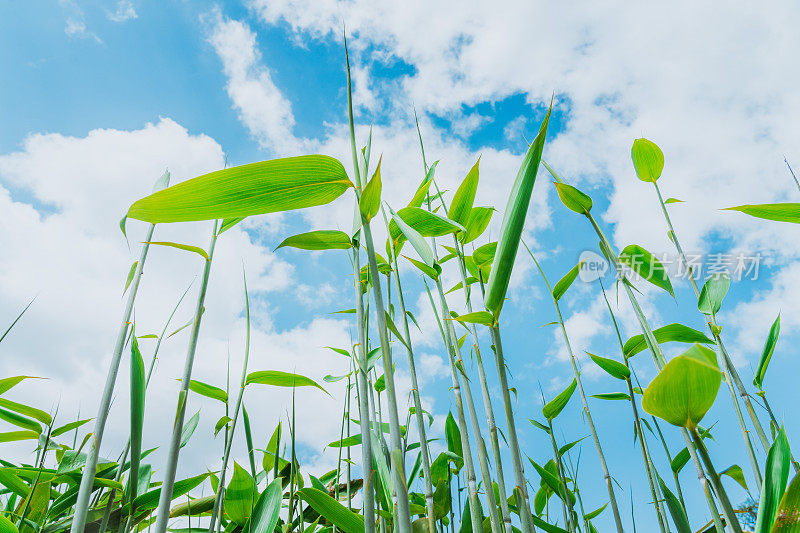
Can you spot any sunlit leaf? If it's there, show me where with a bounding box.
[543,379,577,421]
[618,244,674,297]
[631,138,664,182]
[276,230,353,251]
[754,314,781,390]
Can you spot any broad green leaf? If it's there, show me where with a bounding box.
[188,380,228,403]
[772,471,800,532]
[591,392,631,401]
[754,314,781,389]
[631,138,664,182]
[226,463,257,525]
[384,311,410,352]
[168,495,216,518]
[408,160,439,208]
[0,399,50,426]
[276,230,352,251]
[461,206,494,243]
[0,430,39,443]
[448,159,480,227]
[658,476,691,533]
[619,244,674,297]
[180,411,199,449]
[246,370,328,395]
[624,323,713,358]
[359,159,381,222]
[129,334,146,501]
[528,457,575,506]
[453,311,495,327]
[720,464,748,491]
[0,408,41,434]
[218,217,245,235]
[484,103,551,317]
[127,155,352,223]
[584,503,608,521]
[242,478,283,533]
[124,261,138,294]
[133,472,210,511]
[642,344,722,429]
[445,412,462,462]
[756,427,790,533]
[473,241,497,270]
[0,376,39,396]
[588,353,630,380]
[404,256,441,280]
[665,197,683,204]
[146,241,208,261]
[724,203,800,223]
[543,379,577,421]
[554,182,592,214]
[530,515,570,533]
[328,435,362,448]
[390,207,465,246]
[214,415,232,436]
[0,515,18,533]
[390,206,434,268]
[698,273,730,315]
[552,262,582,301]
[298,487,365,533]
[0,468,30,498]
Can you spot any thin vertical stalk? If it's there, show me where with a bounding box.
[153,223,218,533]
[652,181,767,482]
[489,324,535,533]
[689,427,744,533]
[434,278,501,533]
[70,222,157,533]
[450,237,514,533]
[545,418,574,532]
[383,211,436,533]
[207,269,253,533]
[423,281,484,533]
[527,247,624,532]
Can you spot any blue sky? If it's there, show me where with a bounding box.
[2,1,800,531]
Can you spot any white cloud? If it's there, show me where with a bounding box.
[107,0,138,23]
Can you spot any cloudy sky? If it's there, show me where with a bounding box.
[2,0,800,529]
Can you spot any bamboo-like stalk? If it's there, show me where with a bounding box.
[526,247,624,532]
[382,211,437,533]
[435,277,502,533]
[152,222,219,533]
[544,417,575,532]
[651,180,766,486]
[422,281,485,533]
[489,323,536,532]
[598,284,669,532]
[689,426,744,533]
[582,212,736,531]
[70,221,158,533]
[207,268,253,533]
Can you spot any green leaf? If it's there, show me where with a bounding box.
[51,418,92,438]
[0,430,39,443]
[771,471,800,532]
[631,138,664,182]
[591,392,631,401]
[554,182,593,214]
[124,261,138,294]
[403,256,441,280]
[0,408,41,434]
[542,379,577,421]
[246,370,328,395]
[359,159,382,222]
[642,344,722,429]
[723,203,800,223]
[528,457,575,506]
[756,427,791,533]
[188,380,228,403]
[0,515,18,533]
[698,273,730,315]
[754,314,781,389]
[584,503,608,521]
[720,464,748,492]
[0,398,50,427]
[0,376,39,396]
[448,158,480,227]
[665,198,683,204]
[453,311,495,327]
[328,435,362,448]
[276,230,353,251]
[390,206,434,267]
[473,242,497,270]
[226,463,257,525]
[218,217,245,235]
[146,241,209,261]
[242,478,283,533]
[180,410,199,449]
[214,415,232,436]
[133,472,210,511]
[129,334,146,501]
[445,412,463,462]
[127,155,352,224]
[658,476,691,533]
[461,207,494,243]
[588,353,630,380]
[619,244,674,296]
[623,323,713,358]
[552,262,582,301]
[408,160,439,208]
[298,487,365,533]
[168,495,216,518]
[484,102,551,317]
[384,311,410,352]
